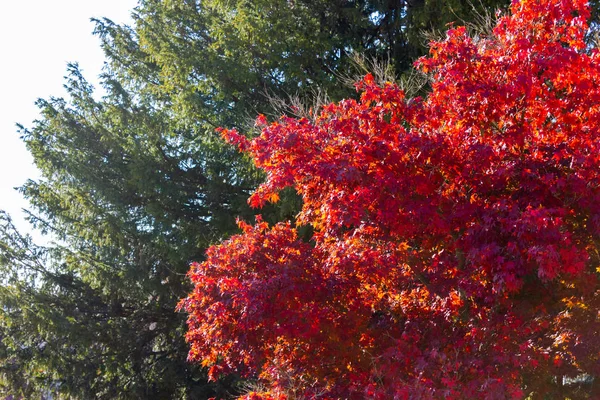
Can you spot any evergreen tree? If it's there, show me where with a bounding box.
[0,0,512,398]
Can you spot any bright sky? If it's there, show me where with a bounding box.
[0,0,137,243]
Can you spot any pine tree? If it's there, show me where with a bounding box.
[1,0,513,397]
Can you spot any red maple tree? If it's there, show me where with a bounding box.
[178,0,600,398]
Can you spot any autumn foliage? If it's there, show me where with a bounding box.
[178,0,600,398]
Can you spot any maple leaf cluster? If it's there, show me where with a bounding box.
[178,0,600,398]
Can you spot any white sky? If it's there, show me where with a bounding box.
[0,0,137,243]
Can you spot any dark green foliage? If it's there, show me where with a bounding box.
[108,0,513,115]
[1,63,255,398]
